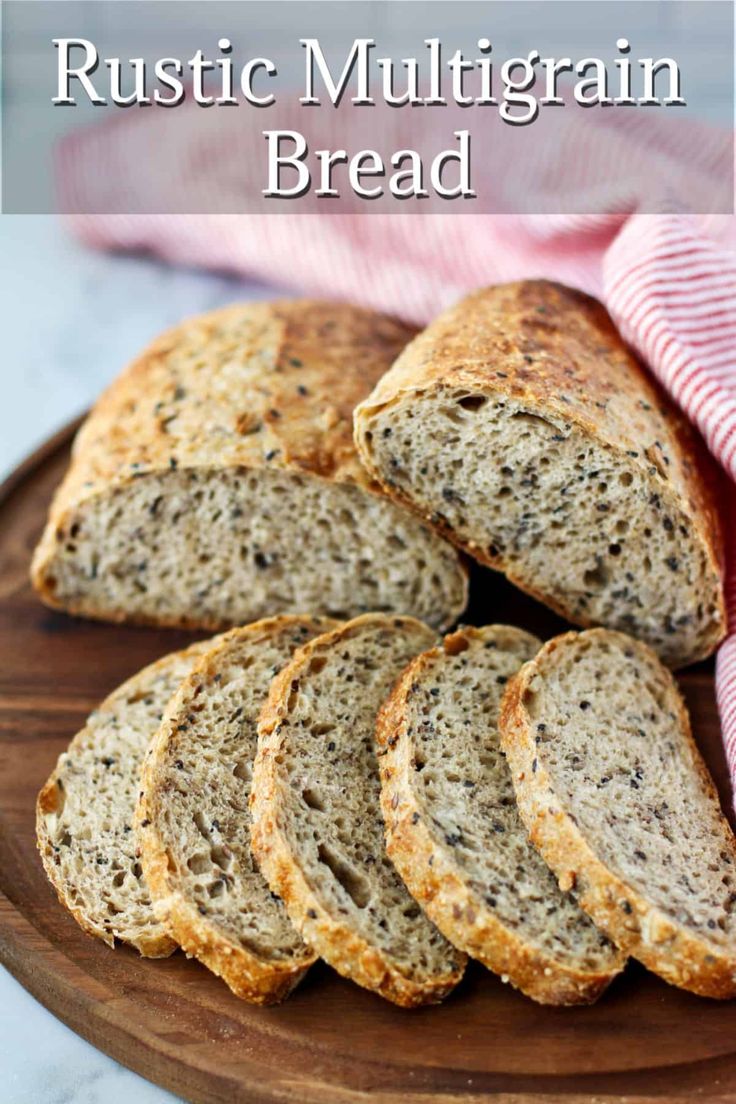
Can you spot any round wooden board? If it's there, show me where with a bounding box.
[1,423,736,1104]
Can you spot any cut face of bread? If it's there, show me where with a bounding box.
[34,467,465,630]
[377,625,625,1005]
[36,640,214,956]
[32,300,467,632]
[354,281,725,667]
[137,616,337,1005]
[252,614,466,1007]
[500,628,736,998]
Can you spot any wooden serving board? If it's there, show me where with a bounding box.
[2,423,736,1104]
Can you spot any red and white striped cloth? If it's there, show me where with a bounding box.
[60,107,736,797]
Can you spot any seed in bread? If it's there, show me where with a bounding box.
[252,614,466,1007]
[31,300,467,633]
[354,280,725,667]
[377,624,626,1005]
[500,627,736,998]
[137,616,337,1005]
[36,640,215,956]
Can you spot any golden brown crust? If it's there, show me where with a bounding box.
[354,280,726,664]
[252,614,466,1008]
[136,616,337,1005]
[31,300,420,618]
[376,626,625,1006]
[499,628,736,999]
[36,640,215,958]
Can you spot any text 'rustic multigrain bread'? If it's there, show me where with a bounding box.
[354,281,725,667]
[500,628,736,999]
[36,639,218,956]
[31,300,467,632]
[377,625,625,1005]
[137,617,336,1005]
[251,614,466,1007]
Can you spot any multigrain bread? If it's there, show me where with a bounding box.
[36,639,216,956]
[500,628,736,998]
[354,280,725,667]
[31,301,467,632]
[377,624,625,1005]
[252,614,466,1007]
[137,616,336,1004]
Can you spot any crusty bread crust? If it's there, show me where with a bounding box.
[136,617,335,1005]
[36,639,216,957]
[32,301,467,629]
[354,280,725,665]
[499,628,736,999]
[252,614,466,1008]
[376,626,626,1005]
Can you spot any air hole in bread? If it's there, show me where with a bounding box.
[457,395,488,412]
[317,843,371,909]
[302,787,325,812]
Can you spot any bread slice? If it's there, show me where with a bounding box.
[354,280,725,667]
[31,300,467,633]
[377,624,625,1005]
[500,627,736,998]
[137,616,336,1004]
[36,639,215,956]
[252,614,466,1007]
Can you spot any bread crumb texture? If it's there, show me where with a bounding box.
[36,639,216,956]
[377,624,625,1005]
[500,628,736,998]
[32,300,467,632]
[137,616,337,1004]
[355,280,725,667]
[252,613,466,1006]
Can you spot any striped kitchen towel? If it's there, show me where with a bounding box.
[59,108,736,794]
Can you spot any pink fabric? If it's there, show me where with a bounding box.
[59,110,736,796]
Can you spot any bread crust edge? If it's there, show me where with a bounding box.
[251,614,466,1008]
[35,644,216,958]
[375,627,625,1006]
[135,618,338,1005]
[499,627,736,999]
[353,281,726,669]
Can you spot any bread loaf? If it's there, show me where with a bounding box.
[32,301,467,632]
[252,614,466,1007]
[37,640,214,956]
[137,616,336,1004]
[354,281,725,667]
[500,628,736,998]
[377,624,625,1004]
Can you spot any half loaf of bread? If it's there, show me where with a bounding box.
[354,281,725,667]
[137,616,336,1004]
[32,301,467,632]
[37,639,214,956]
[377,624,625,1004]
[252,614,466,1007]
[500,628,736,998]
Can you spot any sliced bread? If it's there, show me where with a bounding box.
[136,616,336,1004]
[354,280,725,667]
[251,614,466,1007]
[36,639,215,956]
[500,627,736,998]
[31,300,467,632]
[377,625,625,1005]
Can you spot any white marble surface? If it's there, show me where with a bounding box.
[0,216,281,1104]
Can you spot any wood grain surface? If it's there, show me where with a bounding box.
[1,423,735,1104]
